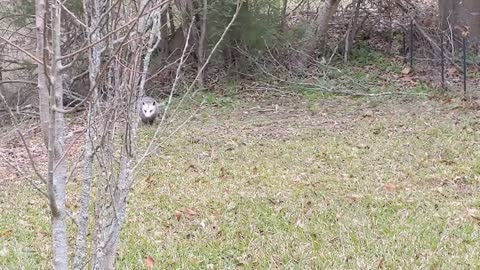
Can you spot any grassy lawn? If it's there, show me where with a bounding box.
[1,93,480,269]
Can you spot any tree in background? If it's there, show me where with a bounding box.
[439,0,480,40]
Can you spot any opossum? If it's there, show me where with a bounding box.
[139,96,160,125]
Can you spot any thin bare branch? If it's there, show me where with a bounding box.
[0,36,43,64]
[59,2,169,62]
[56,0,87,28]
[54,1,170,114]
[0,80,37,85]
[0,154,47,197]
[0,90,47,184]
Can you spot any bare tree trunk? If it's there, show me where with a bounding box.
[168,4,176,36]
[175,0,202,72]
[197,0,208,89]
[28,0,175,269]
[35,0,49,147]
[73,101,95,270]
[91,70,140,270]
[97,120,138,270]
[344,0,362,62]
[292,0,342,73]
[280,0,288,31]
[160,7,170,59]
[43,0,69,268]
[311,0,342,55]
[90,1,166,268]
[72,0,102,268]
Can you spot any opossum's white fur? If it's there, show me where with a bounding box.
[139,96,159,124]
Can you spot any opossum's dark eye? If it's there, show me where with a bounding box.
[150,109,153,113]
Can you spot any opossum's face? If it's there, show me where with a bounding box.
[142,102,156,118]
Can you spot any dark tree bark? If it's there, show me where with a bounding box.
[290,0,342,74]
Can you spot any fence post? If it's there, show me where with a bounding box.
[440,33,445,90]
[409,20,414,69]
[462,35,467,99]
[403,30,407,64]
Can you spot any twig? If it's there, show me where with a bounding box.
[0,90,47,184]
[56,0,87,28]
[0,36,43,65]
[0,154,47,197]
[0,80,37,85]
[54,1,170,114]
[0,153,78,227]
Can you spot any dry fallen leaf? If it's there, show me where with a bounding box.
[145,174,154,187]
[0,229,13,238]
[401,67,412,75]
[175,207,198,221]
[442,98,453,105]
[383,183,398,192]
[146,256,155,269]
[220,167,227,178]
[377,257,385,269]
[184,207,198,217]
[455,25,470,37]
[362,110,374,118]
[467,208,480,221]
[252,166,258,176]
[185,164,197,172]
[175,211,182,221]
[346,193,362,202]
[401,75,414,83]
[446,67,457,76]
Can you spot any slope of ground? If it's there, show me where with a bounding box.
[0,93,479,269]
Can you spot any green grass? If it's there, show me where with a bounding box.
[349,45,402,73]
[321,44,412,94]
[1,94,480,269]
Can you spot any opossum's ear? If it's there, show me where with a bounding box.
[152,101,156,106]
[142,102,145,106]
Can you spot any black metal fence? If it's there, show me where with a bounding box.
[403,20,479,100]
